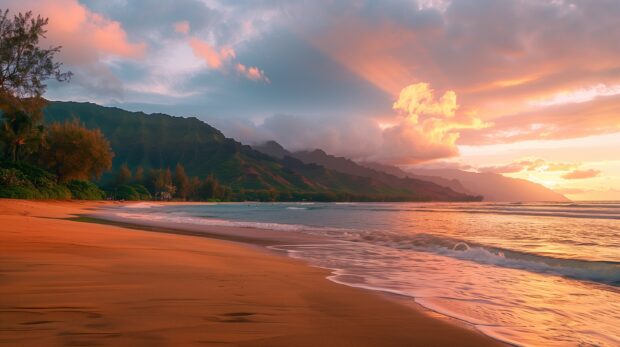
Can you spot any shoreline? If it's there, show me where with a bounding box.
[0,199,504,346]
[77,213,487,333]
[81,211,493,332]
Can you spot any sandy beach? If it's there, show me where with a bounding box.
[0,200,503,346]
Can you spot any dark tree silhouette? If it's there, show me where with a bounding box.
[0,9,71,161]
[116,163,132,186]
[174,163,189,200]
[0,9,71,99]
[134,166,144,183]
[0,109,44,161]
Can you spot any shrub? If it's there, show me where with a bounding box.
[130,184,151,200]
[0,184,38,199]
[0,167,30,186]
[0,161,71,199]
[66,180,105,200]
[115,184,140,200]
[38,185,71,200]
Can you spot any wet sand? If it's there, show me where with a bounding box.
[0,199,504,346]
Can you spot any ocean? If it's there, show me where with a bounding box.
[103,202,620,346]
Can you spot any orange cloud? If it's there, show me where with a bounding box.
[376,82,488,164]
[309,17,416,96]
[562,169,601,180]
[304,1,620,145]
[393,83,457,122]
[459,94,620,145]
[189,38,235,69]
[479,158,578,174]
[478,163,524,174]
[6,0,146,65]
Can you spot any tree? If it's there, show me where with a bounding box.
[199,174,225,200]
[161,167,176,200]
[134,166,144,183]
[0,109,44,161]
[164,167,173,187]
[173,163,189,200]
[145,168,164,194]
[188,176,201,200]
[0,9,71,161]
[0,9,71,99]
[116,163,131,186]
[40,120,113,182]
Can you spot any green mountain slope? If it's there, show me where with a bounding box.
[254,141,482,201]
[44,101,479,201]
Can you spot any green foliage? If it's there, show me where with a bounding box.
[130,184,151,200]
[111,183,151,201]
[0,161,70,199]
[0,167,28,185]
[115,184,140,201]
[66,180,105,200]
[0,109,45,161]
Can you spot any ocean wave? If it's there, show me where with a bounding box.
[114,212,310,231]
[440,244,620,286]
[346,232,620,286]
[334,201,620,220]
[354,207,620,220]
[122,202,162,209]
[286,206,308,210]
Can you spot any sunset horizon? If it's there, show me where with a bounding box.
[1,1,619,346]
[3,0,618,201]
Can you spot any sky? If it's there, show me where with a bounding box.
[3,0,620,200]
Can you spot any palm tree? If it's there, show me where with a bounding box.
[1,109,40,161]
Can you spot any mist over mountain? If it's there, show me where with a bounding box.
[252,142,473,200]
[359,162,475,196]
[408,169,570,202]
[43,101,478,202]
[252,141,290,159]
[254,141,569,202]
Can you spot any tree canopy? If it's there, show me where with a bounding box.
[0,9,71,102]
[0,8,71,162]
[40,120,113,182]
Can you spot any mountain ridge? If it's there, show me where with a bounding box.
[43,101,479,202]
[253,140,569,202]
[253,141,481,201]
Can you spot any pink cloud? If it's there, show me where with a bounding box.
[189,37,268,82]
[174,21,190,34]
[189,38,235,69]
[5,0,146,66]
[459,94,620,145]
[562,169,601,180]
[235,63,269,82]
[303,1,620,145]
